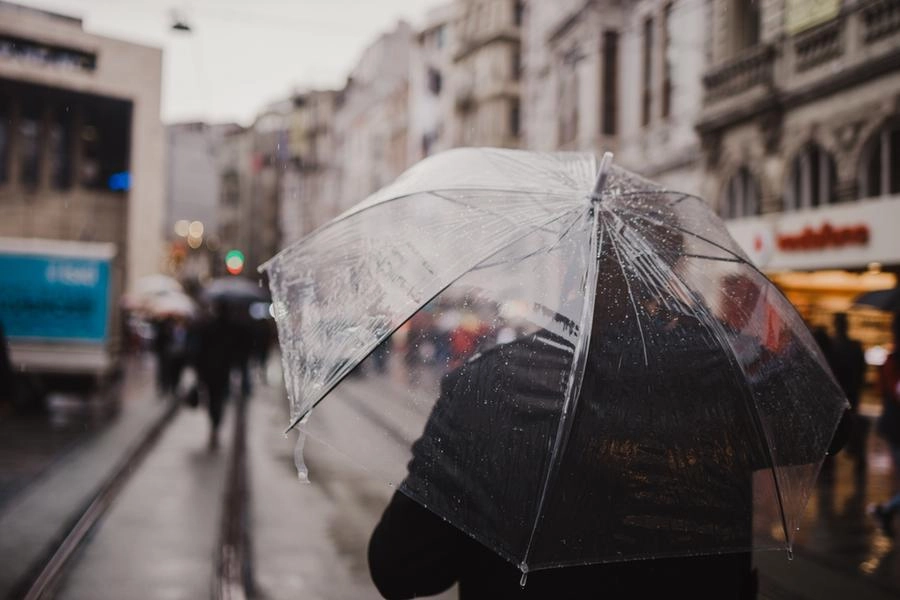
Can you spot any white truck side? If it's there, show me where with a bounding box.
[0,237,120,403]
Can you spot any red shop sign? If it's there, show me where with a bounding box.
[776,221,869,251]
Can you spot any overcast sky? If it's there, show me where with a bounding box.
[13,0,432,125]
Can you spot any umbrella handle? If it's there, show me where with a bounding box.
[591,151,614,203]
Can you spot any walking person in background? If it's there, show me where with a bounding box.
[192,301,235,450]
[152,317,172,397]
[829,312,869,479]
[873,313,900,536]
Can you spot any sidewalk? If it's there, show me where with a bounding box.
[53,404,232,600]
[756,419,900,599]
[0,358,171,598]
[248,367,456,600]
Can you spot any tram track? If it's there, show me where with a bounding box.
[12,401,180,600]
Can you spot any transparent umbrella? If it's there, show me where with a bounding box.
[261,148,847,575]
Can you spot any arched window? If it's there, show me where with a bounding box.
[784,144,836,210]
[720,167,760,219]
[859,122,900,198]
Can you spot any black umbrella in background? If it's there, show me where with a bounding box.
[201,276,270,305]
[853,286,900,312]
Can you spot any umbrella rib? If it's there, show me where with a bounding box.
[614,207,755,269]
[472,211,586,271]
[603,212,650,366]
[682,253,745,263]
[520,205,603,572]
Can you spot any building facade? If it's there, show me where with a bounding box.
[408,3,458,163]
[0,0,165,289]
[697,0,900,342]
[521,0,707,194]
[334,21,414,212]
[448,0,524,148]
[282,89,340,245]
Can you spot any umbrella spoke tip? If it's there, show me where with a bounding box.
[591,152,615,202]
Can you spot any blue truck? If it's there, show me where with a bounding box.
[0,237,120,406]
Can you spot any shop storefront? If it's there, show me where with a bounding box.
[727,196,900,408]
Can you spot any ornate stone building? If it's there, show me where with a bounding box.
[521,0,708,195]
[697,0,900,217]
[697,0,900,335]
[449,0,525,148]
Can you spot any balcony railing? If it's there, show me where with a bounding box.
[861,0,900,43]
[794,20,842,71]
[703,44,775,103]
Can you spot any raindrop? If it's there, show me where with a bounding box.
[519,571,528,587]
[787,548,794,561]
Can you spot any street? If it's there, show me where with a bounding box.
[0,355,898,599]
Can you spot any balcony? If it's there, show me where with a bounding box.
[861,0,900,43]
[700,0,900,130]
[702,44,775,104]
[793,19,842,72]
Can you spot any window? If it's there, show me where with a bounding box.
[513,0,525,26]
[785,144,836,210]
[0,98,7,184]
[731,0,761,56]
[642,17,654,127]
[510,99,520,138]
[80,97,131,191]
[49,108,72,190]
[720,167,760,218]
[427,67,443,95]
[19,102,40,189]
[558,54,579,145]
[602,31,619,135]
[661,3,673,119]
[860,123,900,198]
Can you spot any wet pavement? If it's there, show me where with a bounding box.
[0,357,170,598]
[760,411,900,599]
[2,354,900,599]
[52,404,232,600]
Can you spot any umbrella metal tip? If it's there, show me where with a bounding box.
[591,152,614,203]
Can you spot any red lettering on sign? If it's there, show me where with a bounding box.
[776,222,869,252]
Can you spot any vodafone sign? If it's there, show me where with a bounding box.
[776,222,869,251]
[726,196,900,271]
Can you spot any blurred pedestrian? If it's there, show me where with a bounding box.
[192,301,235,450]
[152,317,172,396]
[873,313,900,536]
[228,305,254,398]
[829,312,868,478]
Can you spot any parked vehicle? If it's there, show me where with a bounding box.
[0,237,120,408]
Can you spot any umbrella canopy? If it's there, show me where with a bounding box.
[122,274,183,311]
[853,286,900,312]
[201,276,269,304]
[261,148,847,573]
[147,291,196,319]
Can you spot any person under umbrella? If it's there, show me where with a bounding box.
[191,299,236,450]
[368,195,844,599]
[261,148,848,596]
